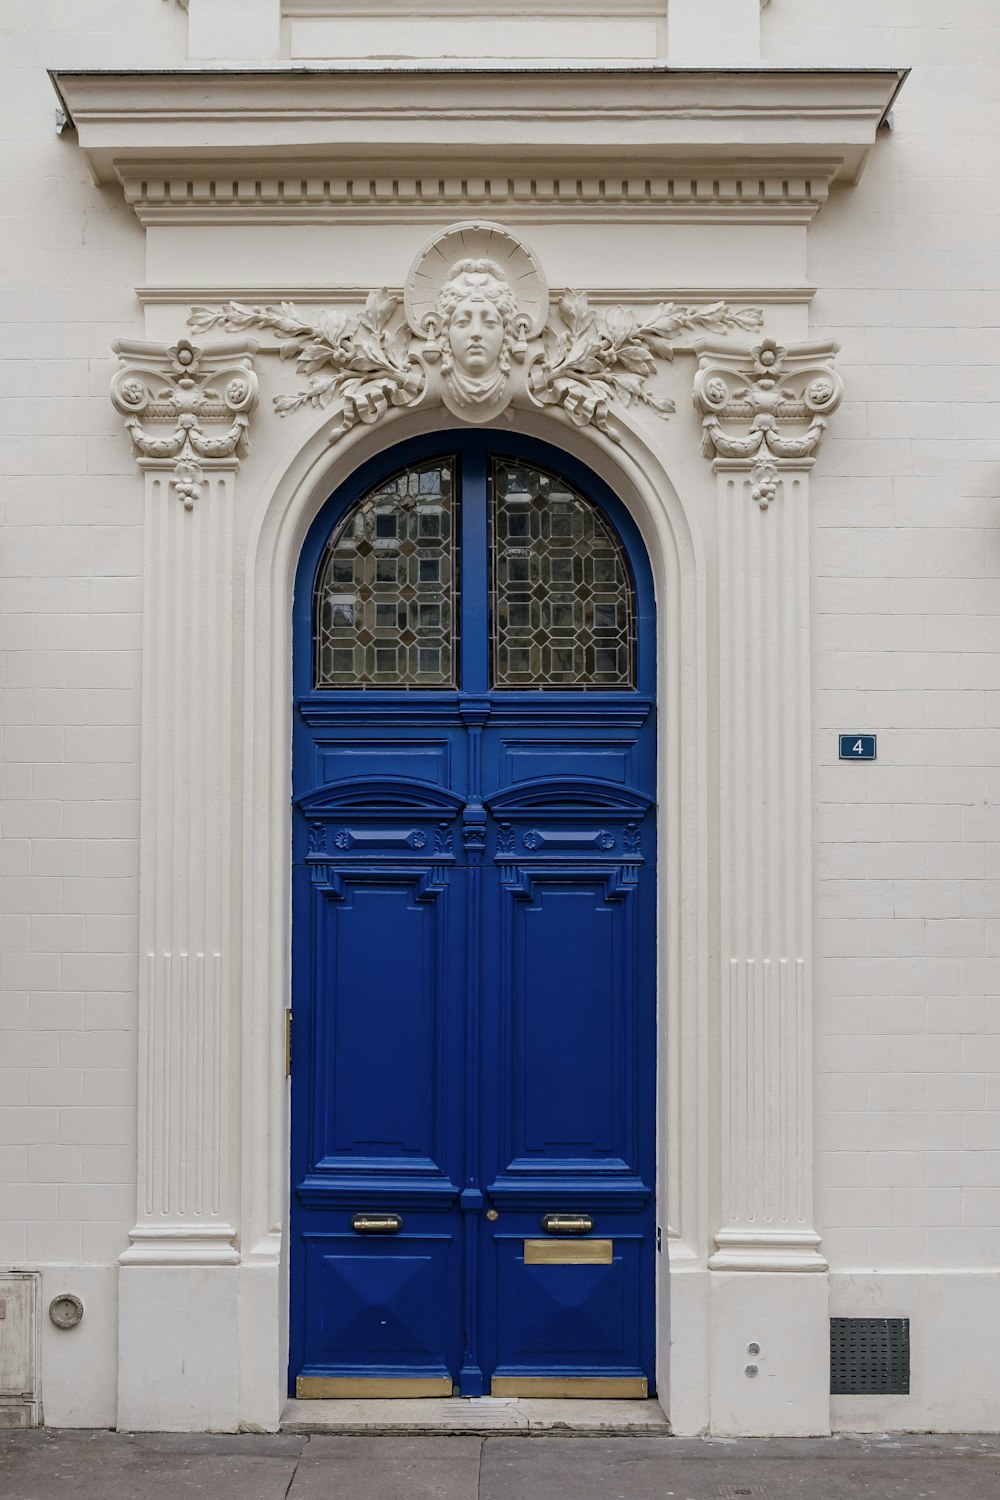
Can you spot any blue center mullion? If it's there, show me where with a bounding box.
[458,440,489,697]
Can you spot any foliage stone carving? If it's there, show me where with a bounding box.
[190,292,422,440]
[187,221,762,447]
[528,292,761,440]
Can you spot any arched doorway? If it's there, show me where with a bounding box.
[289,431,657,1399]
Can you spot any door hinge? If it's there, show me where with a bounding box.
[285,1008,292,1077]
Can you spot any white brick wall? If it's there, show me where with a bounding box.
[0,2,185,1268]
[764,3,1000,1268]
[2,0,999,1295]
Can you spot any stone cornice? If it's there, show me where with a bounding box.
[51,66,906,210]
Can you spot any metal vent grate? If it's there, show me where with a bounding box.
[830,1317,910,1395]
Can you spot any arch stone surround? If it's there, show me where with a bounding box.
[54,61,904,1435]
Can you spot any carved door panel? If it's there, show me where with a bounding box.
[290,434,656,1399]
[291,778,467,1396]
[477,773,656,1396]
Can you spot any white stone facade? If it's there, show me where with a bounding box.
[0,0,998,1437]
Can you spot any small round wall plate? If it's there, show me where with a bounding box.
[49,1293,84,1330]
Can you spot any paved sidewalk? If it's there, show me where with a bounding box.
[2,1430,1000,1500]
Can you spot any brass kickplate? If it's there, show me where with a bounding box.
[491,1376,647,1399]
[524,1238,612,1265]
[296,1375,452,1399]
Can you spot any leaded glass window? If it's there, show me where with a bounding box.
[314,458,458,687]
[490,458,636,689]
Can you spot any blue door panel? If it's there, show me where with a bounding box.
[290,433,657,1396]
[319,739,453,788]
[505,878,622,1162]
[500,742,636,788]
[495,1243,637,1364]
[312,876,449,1164]
[301,1232,458,1378]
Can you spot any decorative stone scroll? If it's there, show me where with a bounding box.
[111,337,259,505]
[692,337,843,506]
[187,220,762,445]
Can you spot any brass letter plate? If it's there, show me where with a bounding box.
[524,1239,613,1265]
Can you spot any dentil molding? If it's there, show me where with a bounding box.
[119,169,835,227]
[187,220,763,445]
[111,337,260,506]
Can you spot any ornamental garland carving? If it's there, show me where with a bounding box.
[110,337,259,506]
[692,337,843,505]
[187,220,762,445]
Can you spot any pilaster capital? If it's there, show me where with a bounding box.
[111,336,260,506]
[692,337,843,505]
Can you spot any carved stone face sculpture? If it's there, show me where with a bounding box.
[436,258,519,408]
[449,297,505,378]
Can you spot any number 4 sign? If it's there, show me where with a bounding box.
[839,734,876,761]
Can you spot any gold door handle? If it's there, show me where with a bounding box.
[541,1213,594,1235]
[351,1213,403,1234]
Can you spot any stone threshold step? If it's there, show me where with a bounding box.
[281,1396,670,1436]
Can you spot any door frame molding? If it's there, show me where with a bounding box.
[237,402,709,1427]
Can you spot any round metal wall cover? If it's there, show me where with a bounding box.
[48,1293,84,1330]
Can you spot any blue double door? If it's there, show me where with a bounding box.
[290,434,657,1398]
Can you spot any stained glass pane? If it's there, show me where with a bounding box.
[490,458,636,689]
[314,458,458,688]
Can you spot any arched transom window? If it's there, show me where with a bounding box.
[313,452,636,690]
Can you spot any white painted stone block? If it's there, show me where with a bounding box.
[710,1273,830,1436]
[830,1272,1000,1434]
[290,17,660,60]
[237,1260,284,1432]
[664,1265,710,1436]
[118,1267,239,1432]
[39,1265,117,1428]
[667,0,761,62]
[186,0,280,60]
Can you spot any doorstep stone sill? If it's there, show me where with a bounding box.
[280,1396,670,1435]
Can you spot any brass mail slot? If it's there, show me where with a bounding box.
[541,1213,594,1235]
[351,1213,402,1234]
[525,1238,613,1265]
